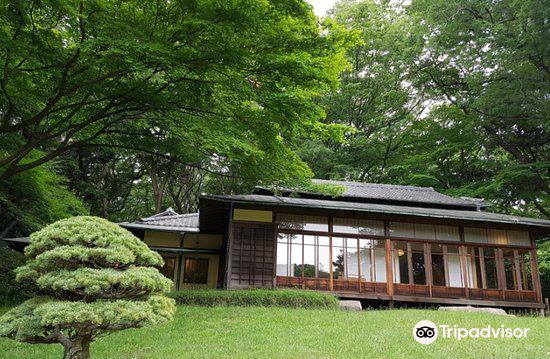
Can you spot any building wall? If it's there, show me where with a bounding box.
[233,209,273,222]
[179,253,219,289]
[142,230,222,289]
[144,231,181,247]
[184,233,223,249]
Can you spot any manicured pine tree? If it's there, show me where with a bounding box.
[0,216,176,359]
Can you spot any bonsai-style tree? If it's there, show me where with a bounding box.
[0,216,176,359]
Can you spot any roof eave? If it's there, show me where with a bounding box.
[254,186,481,210]
[201,195,550,232]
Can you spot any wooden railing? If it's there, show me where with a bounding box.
[276,276,538,303]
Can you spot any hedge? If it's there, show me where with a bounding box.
[167,289,339,309]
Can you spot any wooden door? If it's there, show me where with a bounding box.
[227,221,277,289]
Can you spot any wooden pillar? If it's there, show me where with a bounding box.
[371,243,376,282]
[300,234,305,289]
[530,232,543,303]
[514,249,522,291]
[225,220,234,289]
[458,226,469,298]
[329,217,334,291]
[443,245,450,287]
[459,245,470,298]
[425,243,432,298]
[357,238,362,292]
[385,238,393,297]
[479,248,487,289]
[384,221,393,297]
[496,248,507,300]
[407,242,413,285]
[329,238,334,291]
[175,233,185,291]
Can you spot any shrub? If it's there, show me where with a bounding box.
[0,216,176,359]
[0,241,36,304]
[168,289,339,309]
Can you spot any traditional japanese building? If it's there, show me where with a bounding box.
[120,180,549,309]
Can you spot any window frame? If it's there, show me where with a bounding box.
[183,258,209,284]
[274,212,536,295]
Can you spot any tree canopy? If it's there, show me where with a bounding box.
[0,0,547,231]
[296,0,549,219]
[0,0,353,231]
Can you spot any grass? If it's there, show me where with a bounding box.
[0,306,548,359]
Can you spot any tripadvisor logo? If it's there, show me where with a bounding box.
[413,320,530,345]
[413,320,438,344]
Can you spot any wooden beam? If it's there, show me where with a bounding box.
[225,220,234,289]
[328,291,544,309]
[260,205,541,232]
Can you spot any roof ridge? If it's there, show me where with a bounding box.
[141,211,198,223]
[313,179,436,192]
[259,180,484,207]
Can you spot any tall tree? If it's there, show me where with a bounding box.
[409,0,550,217]
[299,0,548,218]
[298,0,426,182]
[60,148,143,218]
[0,0,349,185]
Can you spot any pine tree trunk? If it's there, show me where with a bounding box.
[63,335,91,359]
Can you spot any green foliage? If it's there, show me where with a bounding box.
[266,179,346,198]
[0,295,174,343]
[537,239,550,299]
[296,0,549,219]
[167,289,339,309]
[0,153,88,237]
[20,217,163,268]
[0,242,36,304]
[0,0,351,189]
[408,0,550,217]
[0,216,175,359]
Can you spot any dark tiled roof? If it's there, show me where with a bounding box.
[119,208,199,232]
[258,179,489,209]
[201,194,550,230]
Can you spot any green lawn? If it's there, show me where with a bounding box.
[0,306,548,359]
